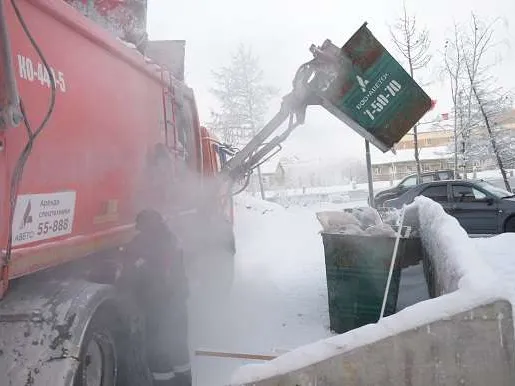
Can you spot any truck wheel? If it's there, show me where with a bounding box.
[505,217,515,233]
[74,313,117,386]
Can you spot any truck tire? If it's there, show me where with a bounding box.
[74,312,117,386]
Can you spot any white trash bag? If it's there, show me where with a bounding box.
[316,211,362,233]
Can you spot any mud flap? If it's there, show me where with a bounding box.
[0,276,130,385]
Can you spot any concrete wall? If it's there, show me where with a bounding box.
[235,299,514,386]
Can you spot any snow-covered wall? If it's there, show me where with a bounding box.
[231,295,513,385]
[414,196,498,294]
[232,299,513,385]
[231,197,513,385]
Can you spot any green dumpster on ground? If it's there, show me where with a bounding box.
[321,230,423,334]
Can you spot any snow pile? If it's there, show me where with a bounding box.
[413,196,498,293]
[235,193,286,215]
[474,233,515,308]
[232,194,326,300]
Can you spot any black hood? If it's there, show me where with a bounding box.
[375,186,398,198]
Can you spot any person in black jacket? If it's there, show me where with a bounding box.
[122,210,191,386]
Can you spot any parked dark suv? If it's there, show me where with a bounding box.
[373,170,456,207]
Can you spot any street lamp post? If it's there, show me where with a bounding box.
[365,140,374,208]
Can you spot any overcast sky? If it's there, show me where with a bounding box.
[147,0,515,163]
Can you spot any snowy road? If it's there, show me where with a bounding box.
[191,197,338,385]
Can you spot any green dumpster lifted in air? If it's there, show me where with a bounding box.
[315,22,433,153]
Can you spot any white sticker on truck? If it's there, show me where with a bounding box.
[17,54,67,93]
[12,191,76,246]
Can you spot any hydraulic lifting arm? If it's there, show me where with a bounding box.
[221,23,434,187]
[222,39,350,183]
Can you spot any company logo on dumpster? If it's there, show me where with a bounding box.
[356,75,370,92]
[318,23,432,152]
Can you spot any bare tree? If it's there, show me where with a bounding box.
[444,23,462,176]
[459,14,512,191]
[210,44,277,199]
[390,2,431,179]
[443,25,477,178]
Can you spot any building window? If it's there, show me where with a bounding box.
[438,171,453,180]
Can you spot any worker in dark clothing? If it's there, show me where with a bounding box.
[122,210,191,386]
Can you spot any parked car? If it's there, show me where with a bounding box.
[384,179,515,234]
[373,170,457,207]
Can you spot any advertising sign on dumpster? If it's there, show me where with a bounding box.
[317,23,432,152]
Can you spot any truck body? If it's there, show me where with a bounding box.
[1,0,232,290]
[0,1,233,384]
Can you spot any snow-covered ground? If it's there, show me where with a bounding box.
[190,196,337,385]
[189,196,430,385]
[474,233,515,307]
